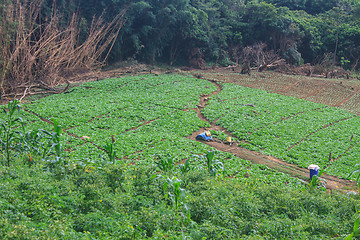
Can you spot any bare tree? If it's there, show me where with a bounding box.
[0,0,126,98]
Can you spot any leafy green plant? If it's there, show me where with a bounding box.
[151,173,190,220]
[345,206,360,240]
[37,119,68,172]
[104,136,116,163]
[309,169,327,191]
[348,164,360,182]
[103,164,125,192]
[51,119,62,160]
[19,129,52,161]
[179,159,191,175]
[348,164,360,190]
[154,154,175,172]
[0,99,22,166]
[163,176,186,210]
[196,151,224,177]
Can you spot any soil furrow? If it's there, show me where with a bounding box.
[252,107,324,132]
[301,81,331,99]
[279,79,303,92]
[24,109,111,157]
[288,116,355,151]
[335,88,359,107]
[189,78,357,191]
[24,109,53,125]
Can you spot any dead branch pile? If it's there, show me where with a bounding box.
[275,53,350,79]
[240,42,286,74]
[0,0,126,99]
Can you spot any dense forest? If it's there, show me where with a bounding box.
[1,0,360,95]
[40,0,360,67]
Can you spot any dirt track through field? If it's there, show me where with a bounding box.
[188,77,357,191]
[24,72,358,192]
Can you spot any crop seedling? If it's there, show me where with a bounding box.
[348,164,360,191]
[163,176,185,210]
[151,173,190,219]
[19,129,53,161]
[196,151,224,177]
[179,158,191,175]
[40,119,67,171]
[309,169,327,191]
[0,99,23,166]
[52,119,62,157]
[104,135,116,163]
[47,118,64,166]
[154,154,175,172]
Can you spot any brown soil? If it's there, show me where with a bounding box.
[197,68,360,115]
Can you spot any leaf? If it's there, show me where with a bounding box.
[344,233,354,240]
[163,182,168,194]
[354,216,360,233]
[180,188,186,198]
[354,229,360,236]
[206,150,216,162]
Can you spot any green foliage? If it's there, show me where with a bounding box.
[0,99,22,166]
[163,176,187,212]
[1,74,360,238]
[179,158,192,175]
[154,154,175,172]
[204,82,360,179]
[51,119,63,161]
[345,206,360,240]
[348,164,360,182]
[309,169,327,191]
[103,164,125,192]
[104,137,116,164]
[195,150,225,177]
[2,0,360,68]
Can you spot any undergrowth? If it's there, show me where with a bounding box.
[0,157,359,239]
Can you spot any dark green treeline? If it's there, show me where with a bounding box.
[28,0,360,68]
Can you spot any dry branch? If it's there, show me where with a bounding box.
[240,42,286,73]
[0,0,126,98]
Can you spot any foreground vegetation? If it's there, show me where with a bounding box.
[1,157,359,239]
[0,74,360,238]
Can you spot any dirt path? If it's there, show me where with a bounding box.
[24,72,358,191]
[189,77,357,191]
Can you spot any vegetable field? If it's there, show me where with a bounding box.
[203,81,360,179]
[21,74,303,184]
[16,72,360,181]
[1,73,360,239]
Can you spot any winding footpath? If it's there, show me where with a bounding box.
[188,77,357,192]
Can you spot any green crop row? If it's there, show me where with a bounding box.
[25,74,217,128]
[203,82,359,179]
[16,74,306,188]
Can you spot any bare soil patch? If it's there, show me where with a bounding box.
[197,68,360,115]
